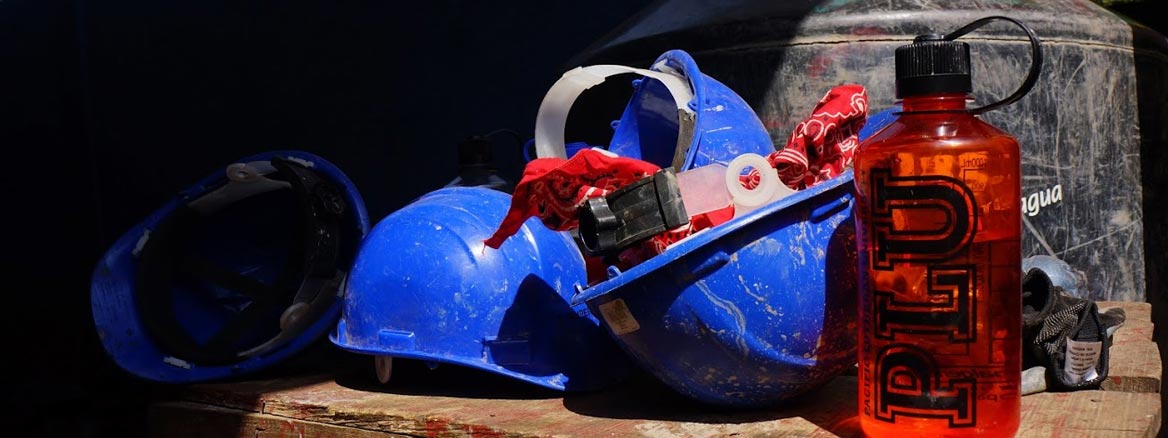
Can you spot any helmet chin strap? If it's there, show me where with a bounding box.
[134,156,347,366]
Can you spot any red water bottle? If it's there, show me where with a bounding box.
[854,16,1042,438]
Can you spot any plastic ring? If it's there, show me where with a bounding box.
[725,153,778,209]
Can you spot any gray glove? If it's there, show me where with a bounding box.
[1021,259,1126,392]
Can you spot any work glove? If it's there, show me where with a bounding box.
[1021,264,1126,392]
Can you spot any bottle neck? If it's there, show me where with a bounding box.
[900,93,969,113]
[460,164,497,174]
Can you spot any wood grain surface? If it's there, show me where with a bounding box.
[152,301,1160,437]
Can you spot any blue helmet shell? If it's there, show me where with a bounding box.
[330,186,631,391]
[90,150,370,383]
[608,49,776,170]
[574,170,858,407]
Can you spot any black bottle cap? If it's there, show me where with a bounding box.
[895,34,972,98]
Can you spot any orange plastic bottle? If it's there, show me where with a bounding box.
[854,21,1038,437]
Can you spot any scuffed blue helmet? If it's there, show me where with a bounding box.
[533,49,775,171]
[574,169,858,407]
[91,151,370,383]
[330,186,631,391]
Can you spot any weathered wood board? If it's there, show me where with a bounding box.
[153,302,1159,437]
[1099,301,1162,393]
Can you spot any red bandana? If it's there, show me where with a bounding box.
[769,84,868,189]
[484,148,660,249]
[486,84,868,277]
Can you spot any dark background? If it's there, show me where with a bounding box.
[1,1,652,435]
[2,1,1164,436]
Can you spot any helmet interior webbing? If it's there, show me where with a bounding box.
[134,157,346,366]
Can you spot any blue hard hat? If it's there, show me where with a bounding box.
[858,105,900,142]
[610,49,777,169]
[574,169,858,407]
[91,151,370,383]
[533,49,775,171]
[330,186,631,391]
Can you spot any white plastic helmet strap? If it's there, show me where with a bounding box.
[533,63,695,160]
[187,161,292,214]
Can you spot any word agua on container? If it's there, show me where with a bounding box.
[1021,184,1063,217]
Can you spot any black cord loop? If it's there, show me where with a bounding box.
[950,16,1044,115]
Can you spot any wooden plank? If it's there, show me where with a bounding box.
[149,401,410,438]
[1098,301,1162,393]
[1101,301,1155,343]
[174,374,1162,438]
[182,373,848,438]
[1018,390,1161,438]
[168,301,1159,438]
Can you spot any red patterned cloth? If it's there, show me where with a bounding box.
[768,84,868,189]
[486,84,868,273]
[484,148,660,249]
[615,204,736,270]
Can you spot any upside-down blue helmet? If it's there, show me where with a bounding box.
[530,49,860,407]
[91,151,369,383]
[574,170,858,407]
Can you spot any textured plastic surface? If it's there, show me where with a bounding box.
[676,163,730,216]
[90,151,370,383]
[895,37,972,98]
[858,106,901,142]
[578,169,688,256]
[854,92,1023,436]
[534,64,693,161]
[725,153,795,217]
[608,50,777,171]
[574,170,857,407]
[330,187,631,391]
[575,0,1155,302]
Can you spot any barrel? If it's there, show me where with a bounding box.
[572,0,1168,302]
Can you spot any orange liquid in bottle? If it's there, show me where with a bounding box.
[854,94,1022,438]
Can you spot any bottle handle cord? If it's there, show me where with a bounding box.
[947,15,1044,115]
